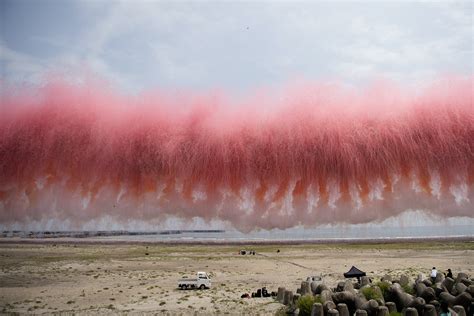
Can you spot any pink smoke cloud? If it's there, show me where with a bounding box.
[0,77,472,231]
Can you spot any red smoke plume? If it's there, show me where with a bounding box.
[0,78,473,230]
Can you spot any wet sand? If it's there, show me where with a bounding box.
[0,241,473,315]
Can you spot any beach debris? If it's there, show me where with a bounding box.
[239,249,256,255]
[251,286,272,298]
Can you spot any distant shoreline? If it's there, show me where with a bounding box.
[1,230,226,238]
[0,235,472,245]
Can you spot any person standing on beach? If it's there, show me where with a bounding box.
[446,269,453,279]
[431,267,437,283]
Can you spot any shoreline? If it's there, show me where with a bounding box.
[1,235,472,245]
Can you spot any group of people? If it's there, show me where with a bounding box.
[430,267,453,283]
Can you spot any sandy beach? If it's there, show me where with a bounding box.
[0,240,473,315]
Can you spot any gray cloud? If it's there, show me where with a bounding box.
[1,1,472,92]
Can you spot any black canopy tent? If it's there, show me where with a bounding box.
[343,266,366,278]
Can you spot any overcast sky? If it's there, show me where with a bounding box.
[1,0,472,93]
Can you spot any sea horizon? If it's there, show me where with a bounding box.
[2,224,472,244]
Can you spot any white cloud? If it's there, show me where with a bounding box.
[0,1,472,91]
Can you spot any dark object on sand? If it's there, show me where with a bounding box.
[262,287,271,297]
[240,250,246,255]
[241,293,250,298]
[252,287,271,298]
[277,249,280,253]
[344,266,366,279]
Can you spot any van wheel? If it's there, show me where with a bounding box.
[199,284,205,290]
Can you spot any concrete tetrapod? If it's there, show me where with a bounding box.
[328,308,340,316]
[344,280,355,292]
[407,297,425,315]
[324,301,337,314]
[456,273,469,282]
[277,287,286,303]
[300,281,312,296]
[400,275,409,286]
[385,302,397,313]
[439,291,472,311]
[452,282,468,296]
[390,283,415,311]
[376,306,389,316]
[404,307,418,316]
[337,303,350,316]
[415,283,436,302]
[332,291,356,305]
[313,284,330,295]
[453,305,466,316]
[283,290,294,306]
[311,302,324,316]
[441,277,455,293]
[360,276,370,287]
[355,309,368,316]
[321,289,334,303]
[422,304,437,316]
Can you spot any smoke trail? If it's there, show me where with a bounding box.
[0,78,473,231]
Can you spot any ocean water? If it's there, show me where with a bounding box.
[2,224,473,243]
[115,225,474,242]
